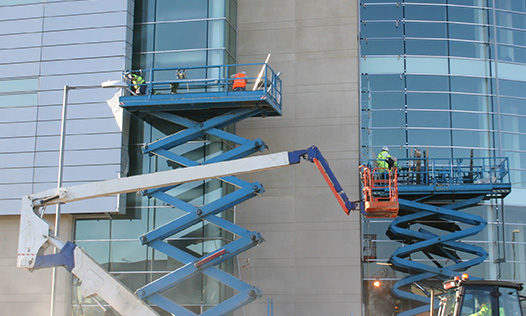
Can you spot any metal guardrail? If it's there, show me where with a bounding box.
[124,63,282,108]
[370,157,510,187]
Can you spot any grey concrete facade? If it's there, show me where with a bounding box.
[235,0,362,315]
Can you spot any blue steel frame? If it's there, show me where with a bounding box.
[370,156,511,316]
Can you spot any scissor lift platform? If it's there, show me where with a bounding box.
[368,156,512,316]
[120,63,282,119]
[372,156,511,203]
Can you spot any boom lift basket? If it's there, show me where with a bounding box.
[360,165,399,218]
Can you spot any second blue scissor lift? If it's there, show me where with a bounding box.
[367,155,511,315]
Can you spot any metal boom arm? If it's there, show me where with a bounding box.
[17,146,358,316]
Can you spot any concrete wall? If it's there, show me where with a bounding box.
[235,0,362,315]
[0,215,73,316]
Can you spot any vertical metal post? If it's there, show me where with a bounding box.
[50,84,69,316]
[430,288,435,316]
[267,298,273,316]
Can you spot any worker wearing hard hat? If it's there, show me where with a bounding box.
[126,71,146,95]
[232,71,247,91]
[377,146,398,170]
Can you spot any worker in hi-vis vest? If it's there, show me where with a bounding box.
[377,146,398,171]
[126,71,146,95]
[232,71,247,91]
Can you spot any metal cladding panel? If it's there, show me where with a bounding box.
[42,26,128,46]
[0,0,133,215]
[0,2,43,20]
[0,47,41,64]
[0,18,43,35]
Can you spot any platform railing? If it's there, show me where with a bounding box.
[370,157,510,187]
[124,63,282,107]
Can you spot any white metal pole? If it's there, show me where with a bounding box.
[50,84,69,316]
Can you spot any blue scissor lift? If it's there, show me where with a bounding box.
[371,156,511,316]
[120,63,282,315]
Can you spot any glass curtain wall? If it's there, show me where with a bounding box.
[359,0,526,314]
[73,1,238,315]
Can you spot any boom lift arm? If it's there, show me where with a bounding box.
[17,146,361,316]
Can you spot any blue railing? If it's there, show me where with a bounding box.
[370,157,510,187]
[124,63,282,108]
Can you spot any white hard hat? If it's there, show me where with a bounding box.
[382,146,389,151]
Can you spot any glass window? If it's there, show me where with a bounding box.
[405,39,447,56]
[497,28,526,47]
[361,74,404,92]
[405,22,447,38]
[226,0,237,26]
[368,128,406,147]
[225,23,236,57]
[133,24,155,53]
[361,39,404,55]
[0,78,38,93]
[155,21,207,51]
[452,147,493,159]
[451,94,493,112]
[498,45,526,64]
[495,0,526,11]
[502,132,526,151]
[111,217,148,239]
[452,130,494,148]
[369,110,405,128]
[406,56,449,74]
[452,112,493,130]
[407,111,450,128]
[76,241,110,266]
[360,4,402,20]
[405,4,446,21]
[408,129,451,146]
[110,240,148,272]
[134,0,156,24]
[496,11,526,29]
[360,21,403,38]
[448,7,489,24]
[500,79,526,98]
[156,0,208,21]
[406,75,449,92]
[0,93,37,107]
[75,219,110,240]
[406,92,450,110]
[361,56,404,74]
[449,41,490,59]
[449,24,489,41]
[362,92,405,110]
[500,96,526,116]
[502,115,526,133]
[209,0,225,19]
[404,0,445,3]
[448,0,488,6]
[153,51,207,69]
[450,76,492,94]
[208,19,225,49]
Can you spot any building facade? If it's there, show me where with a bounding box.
[0,1,361,316]
[359,0,526,314]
